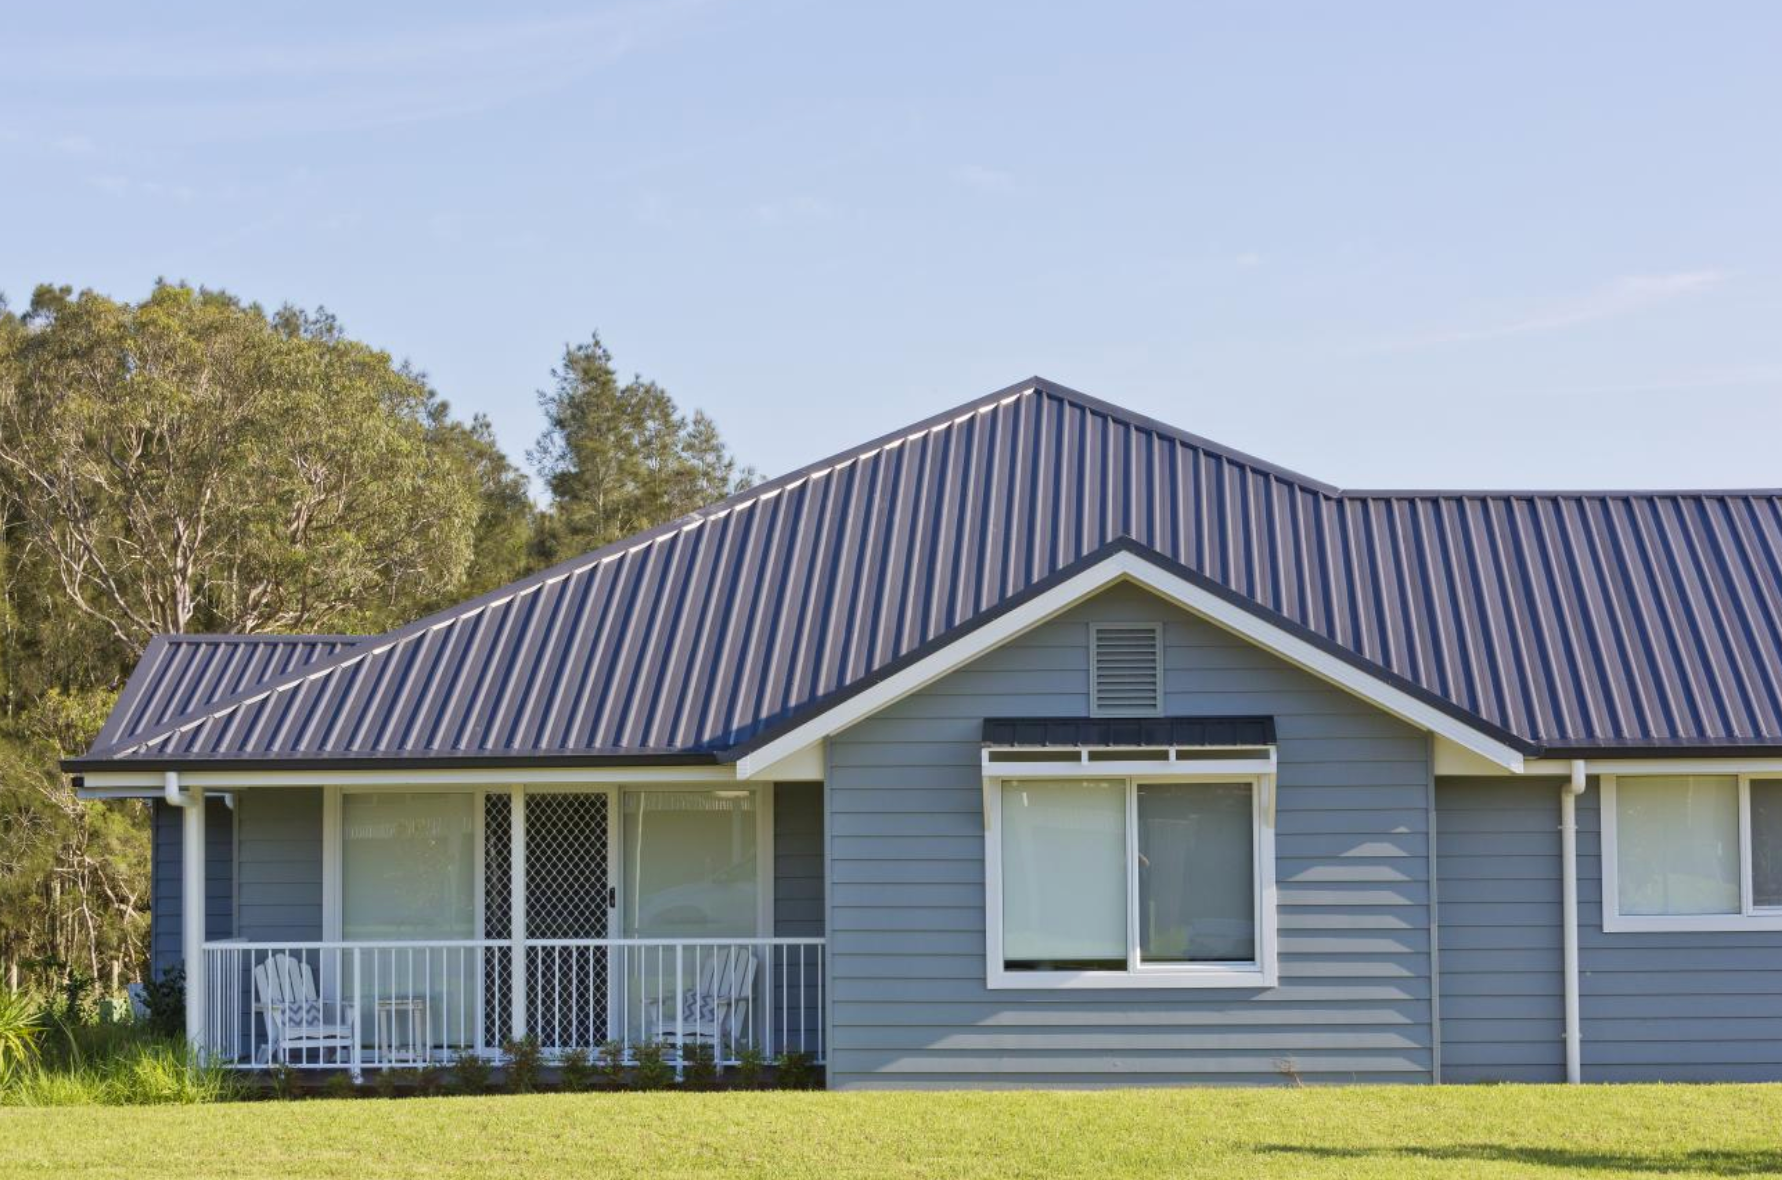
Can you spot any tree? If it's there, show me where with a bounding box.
[0,282,527,989]
[0,283,484,650]
[529,335,753,563]
[417,410,536,607]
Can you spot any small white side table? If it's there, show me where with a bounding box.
[376,996,430,1065]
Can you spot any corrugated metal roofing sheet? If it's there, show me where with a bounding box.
[76,379,1782,765]
[94,635,359,752]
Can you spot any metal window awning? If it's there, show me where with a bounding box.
[979,716,1278,828]
[981,716,1274,750]
[981,714,1277,779]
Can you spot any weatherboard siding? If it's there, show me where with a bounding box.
[233,788,325,944]
[774,782,825,938]
[1433,777,1566,1083]
[149,798,234,979]
[824,582,1435,1088]
[1576,787,1782,1082]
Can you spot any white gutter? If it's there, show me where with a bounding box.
[1561,759,1587,1084]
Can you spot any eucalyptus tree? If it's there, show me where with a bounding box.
[0,283,485,651]
[529,333,753,563]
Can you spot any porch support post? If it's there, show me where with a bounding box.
[168,771,207,1057]
[509,786,526,1041]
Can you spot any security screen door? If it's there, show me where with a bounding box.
[482,789,614,1051]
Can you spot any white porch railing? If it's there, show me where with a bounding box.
[200,938,824,1074]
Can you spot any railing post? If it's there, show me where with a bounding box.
[351,946,363,1082]
[674,944,684,1080]
[510,787,527,1043]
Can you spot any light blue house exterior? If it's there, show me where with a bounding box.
[73,380,1782,1086]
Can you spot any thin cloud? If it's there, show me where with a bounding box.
[8,2,717,140]
[1365,269,1728,353]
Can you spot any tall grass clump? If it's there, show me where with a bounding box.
[0,989,47,1087]
[4,1034,240,1106]
[0,985,240,1106]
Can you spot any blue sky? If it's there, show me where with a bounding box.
[5,1,1780,494]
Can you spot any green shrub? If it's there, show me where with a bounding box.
[415,1063,446,1097]
[58,974,95,1026]
[451,1050,491,1095]
[774,1050,817,1090]
[0,988,47,1088]
[268,1062,299,1101]
[680,1042,717,1090]
[501,1034,541,1094]
[596,1040,627,1089]
[734,1045,766,1090]
[558,1047,593,1093]
[373,1068,413,1099]
[140,968,185,1040]
[321,1072,356,1100]
[631,1042,672,1091]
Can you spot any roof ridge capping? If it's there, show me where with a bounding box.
[1344,486,1782,500]
[151,632,363,643]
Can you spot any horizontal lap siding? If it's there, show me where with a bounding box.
[149,798,234,980]
[825,582,1433,1089]
[1577,788,1782,1082]
[235,789,323,942]
[1434,777,1565,1083]
[773,783,825,938]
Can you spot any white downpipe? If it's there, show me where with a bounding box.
[1561,759,1587,1084]
[164,771,207,1058]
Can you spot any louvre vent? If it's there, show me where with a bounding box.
[1090,623,1163,717]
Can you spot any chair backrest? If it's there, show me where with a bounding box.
[252,953,318,1035]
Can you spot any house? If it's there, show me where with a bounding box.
[67,378,1782,1087]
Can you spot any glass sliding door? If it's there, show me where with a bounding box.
[341,791,479,1056]
[622,791,759,938]
[618,789,760,1043]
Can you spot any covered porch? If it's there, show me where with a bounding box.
[153,772,825,1076]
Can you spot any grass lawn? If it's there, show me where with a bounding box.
[4,1084,1781,1179]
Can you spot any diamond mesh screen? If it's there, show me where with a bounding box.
[524,792,610,1050]
[482,792,512,1050]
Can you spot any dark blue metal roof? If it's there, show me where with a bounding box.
[74,378,1782,767]
[93,634,359,753]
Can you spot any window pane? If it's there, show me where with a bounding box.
[1615,775,1740,916]
[342,792,477,939]
[621,791,758,938]
[1001,779,1126,969]
[1751,780,1782,909]
[1137,782,1255,962]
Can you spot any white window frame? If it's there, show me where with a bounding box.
[1601,773,1782,932]
[983,758,1278,989]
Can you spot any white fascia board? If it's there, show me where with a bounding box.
[1434,745,1782,779]
[734,550,1527,776]
[737,740,825,782]
[75,765,737,789]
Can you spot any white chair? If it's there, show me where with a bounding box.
[253,953,360,1074]
[645,946,758,1052]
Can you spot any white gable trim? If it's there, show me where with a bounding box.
[734,549,1527,777]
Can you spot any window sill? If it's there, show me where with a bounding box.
[1602,912,1782,933]
[986,965,1276,990]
